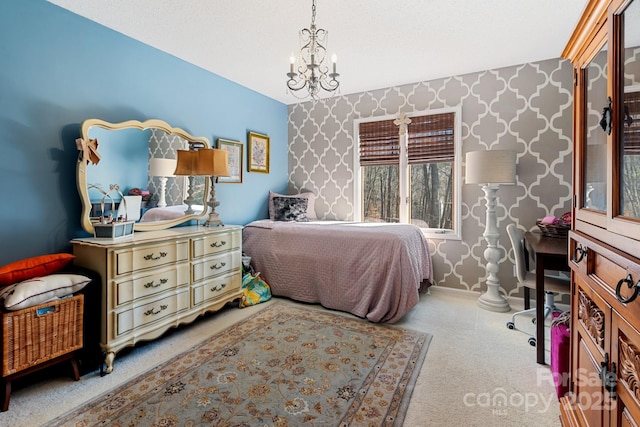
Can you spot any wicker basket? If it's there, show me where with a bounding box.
[536,220,570,238]
[1,294,83,376]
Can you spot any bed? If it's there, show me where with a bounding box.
[242,220,433,323]
[139,204,205,222]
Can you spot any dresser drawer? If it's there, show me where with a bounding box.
[72,225,243,374]
[569,234,588,276]
[192,270,242,307]
[192,250,241,283]
[591,250,629,296]
[114,290,190,337]
[572,233,640,304]
[113,263,190,306]
[191,229,241,259]
[113,240,189,275]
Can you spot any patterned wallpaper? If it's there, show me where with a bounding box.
[148,129,187,207]
[288,58,574,297]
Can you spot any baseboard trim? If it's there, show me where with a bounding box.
[427,285,570,312]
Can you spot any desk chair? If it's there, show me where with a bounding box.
[506,224,570,346]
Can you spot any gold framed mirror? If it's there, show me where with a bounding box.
[77,118,211,234]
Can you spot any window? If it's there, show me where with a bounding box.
[622,87,640,218]
[355,107,462,239]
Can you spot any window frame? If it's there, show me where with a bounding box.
[353,105,462,240]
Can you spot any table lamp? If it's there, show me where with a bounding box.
[196,148,230,227]
[174,150,201,214]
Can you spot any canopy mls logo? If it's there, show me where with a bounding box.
[462,367,618,416]
[462,388,555,415]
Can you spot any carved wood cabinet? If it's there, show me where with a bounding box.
[561,0,640,425]
[71,225,243,374]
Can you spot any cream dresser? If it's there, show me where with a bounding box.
[71,225,242,374]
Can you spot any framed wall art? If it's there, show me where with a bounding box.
[248,132,270,173]
[216,138,243,183]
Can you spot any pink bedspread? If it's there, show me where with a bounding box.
[242,220,433,323]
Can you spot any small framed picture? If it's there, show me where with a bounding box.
[248,132,270,174]
[216,139,243,183]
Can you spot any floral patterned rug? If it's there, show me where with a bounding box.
[50,302,431,426]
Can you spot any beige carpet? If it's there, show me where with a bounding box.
[0,287,562,426]
[49,302,430,426]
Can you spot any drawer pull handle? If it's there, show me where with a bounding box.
[211,283,227,292]
[144,278,168,289]
[144,252,167,261]
[615,274,640,304]
[210,241,227,248]
[144,304,168,316]
[572,245,586,263]
[210,262,226,270]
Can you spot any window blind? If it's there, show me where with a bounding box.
[407,112,455,164]
[625,91,640,155]
[358,119,399,166]
[358,112,455,166]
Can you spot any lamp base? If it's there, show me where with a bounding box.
[204,177,224,227]
[477,291,510,313]
[476,183,510,313]
[204,211,224,227]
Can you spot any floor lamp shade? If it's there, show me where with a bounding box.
[465,150,516,185]
[465,149,516,313]
[149,158,177,178]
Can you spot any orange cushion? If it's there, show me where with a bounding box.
[0,253,75,286]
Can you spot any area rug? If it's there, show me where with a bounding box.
[50,302,432,426]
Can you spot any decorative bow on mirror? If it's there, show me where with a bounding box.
[75,137,101,165]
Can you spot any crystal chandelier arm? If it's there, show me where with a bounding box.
[319,75,339,92]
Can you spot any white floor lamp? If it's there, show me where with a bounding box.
[466,149,516,313]
[149,158,177,208]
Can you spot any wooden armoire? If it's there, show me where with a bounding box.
[561,0,640,425]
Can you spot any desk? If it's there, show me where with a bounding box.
[523,231,570,365]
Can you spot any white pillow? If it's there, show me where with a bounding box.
[269,191,317,220]
[0,274,90,311]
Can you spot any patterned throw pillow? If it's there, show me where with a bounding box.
[272,197,309,222]
[268,191,317,220]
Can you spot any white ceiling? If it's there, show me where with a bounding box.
[47,0,588,105]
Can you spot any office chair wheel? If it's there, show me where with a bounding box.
[528,337,536,347]
[532,317,537,324]
[506,321,515,330]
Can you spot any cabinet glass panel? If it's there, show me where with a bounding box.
[584,45,608,211]
[621,0,640,219]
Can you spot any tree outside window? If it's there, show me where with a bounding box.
[357,108,461,238]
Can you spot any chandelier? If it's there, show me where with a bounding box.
[286,0,339,100]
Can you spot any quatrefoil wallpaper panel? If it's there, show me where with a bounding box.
[288,57,575,297]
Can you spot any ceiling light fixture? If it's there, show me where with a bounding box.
[286,0,339,100]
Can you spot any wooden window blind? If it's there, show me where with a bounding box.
[359,112,455,166]
[407,112,455,164]
[358,119,399,166]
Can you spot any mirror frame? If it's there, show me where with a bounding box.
[77,118,211,234]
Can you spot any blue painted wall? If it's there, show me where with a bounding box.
[87,128,150,199]
[0,0,288,265]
